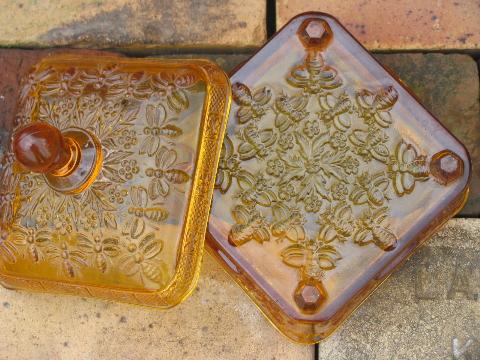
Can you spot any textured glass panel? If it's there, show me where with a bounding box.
[0,56,231,307]
[208,13,471,343]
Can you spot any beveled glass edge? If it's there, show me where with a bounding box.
[0,55,232,308]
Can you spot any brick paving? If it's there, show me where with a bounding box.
[0,2,479,359]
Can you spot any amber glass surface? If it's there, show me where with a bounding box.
[207,12,471,343]
[0,55,231,308]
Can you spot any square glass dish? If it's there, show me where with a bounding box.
[207,12,471,343]
[0,55,231,308]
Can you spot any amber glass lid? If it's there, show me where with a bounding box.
[207,12,471,343]
[0,55,231,307]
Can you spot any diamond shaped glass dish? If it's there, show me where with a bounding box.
[207,12,471,343]
[0,55,231,308]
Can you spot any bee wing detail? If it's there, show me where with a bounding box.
[356,89,375,109]
[253,226,270,244]
[237,107,254,124]
[374,111,393,128]
[374,86,398,111]
[285,225,305,243]
[280,244,308,268]
[144,207,169,223]
[372,226,397,251]
[371,143,390,163]
[275,114,291,132]
[353,228,374,246]
[259,129,276,146]
[238,142,257,161]
[272,203,288,221]
[252,86,272,106]
[349,129,367,147]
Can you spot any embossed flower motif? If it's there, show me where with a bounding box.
[78,93,102,113]
[304,193,322,213]
[118,233,169,285]
[151,70,198,112]
[303,119,320,138]
[145,146,190,200]
[77,232,119,273]
[19,176,36,196]
[266,159,285,177]
[139,104,182,156]
[331,182,348,201]
[79,209,99,231]
[53,216,73,235]
[122,186,168,239]
[54,97,76,120]
[278,132,294,150]
[330,131,347,149]
[118,129,138,150]
[35,206,51,227]
[11,225,50,262]
[279,183,295,201]
[342,156,360,175]
[47,242,88,278]
[118,159,140,180]
[100,100,123,119]
[108,185,128,204]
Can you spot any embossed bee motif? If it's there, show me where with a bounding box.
[281,239,342,272]
[139,104,183,156]
[228,204,270,246]
[106,71,152,101]
[354,207,397,251]
[145,146,190,200]
[318,93,352,131]
[41,67,84,98]
[19,66,54,103]
[232,82,272,124]
[287,50,342,94]
[271,204,306,243]
[388,140,429,196]
[11,225,50,263]
[349,126,390,163]
[118,233,168,285]
[236,172,277,207]
[350,172,391,206]
[47,242,88,278]
[215,135,240,194]
[122,186,169,239]
[236,122,277,160]
[151,70,198,112]
[77,232,119,273]
[274,92,309,132]
[356,86,398,128]
[317,202,354,243]
[80,65,123,92]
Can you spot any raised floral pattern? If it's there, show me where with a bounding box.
[215,47,433,303]
[0,62,200,289]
